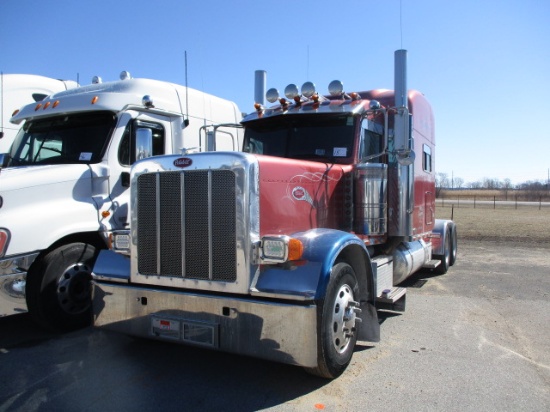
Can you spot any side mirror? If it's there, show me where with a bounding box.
[136,128,153,161]
[396,149,416,166]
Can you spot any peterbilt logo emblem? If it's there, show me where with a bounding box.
[292,186,313,205]
[173,157,192,168]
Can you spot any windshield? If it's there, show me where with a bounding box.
[8,111,116,166]
[243,114,356,164]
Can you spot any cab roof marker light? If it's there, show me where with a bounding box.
[43,101,51,110]
[53,100,60,108]
[11,109,20,117]
[91,96,99,104]
[34,103,42,111]
[254,102,264,112]
[120,71,131,80]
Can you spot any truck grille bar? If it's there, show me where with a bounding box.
[137,170,237,282]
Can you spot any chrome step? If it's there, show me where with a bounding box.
[423,259,441,269]
[377,286,406,303]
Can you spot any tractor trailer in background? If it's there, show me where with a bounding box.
[0,73,79,152]
[0,72,243,330]
[92,50,457,378]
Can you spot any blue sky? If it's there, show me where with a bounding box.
[1,0,549,185]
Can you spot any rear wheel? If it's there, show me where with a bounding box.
[306,262,361,379]
[449,226,458,266]
[435,228,451,274]
[26,242,96,331]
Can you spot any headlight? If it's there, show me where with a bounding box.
[260,235,303,264]
[109,230,131,255]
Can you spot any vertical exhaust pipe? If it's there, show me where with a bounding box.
[390,49,414,239]
[394,50,407,109]
[254,70,267,106]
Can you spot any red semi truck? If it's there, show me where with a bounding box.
[92,50,457,379]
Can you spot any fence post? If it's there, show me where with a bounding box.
[515,194,517,210]
[494,196,496,209]
[474,195,476,209]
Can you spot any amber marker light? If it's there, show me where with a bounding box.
[287,238,304,261]
[43,101,51,110]
[91,96,99,104]
[101,210,110,218]
[11,109,20,117]
[53,100,60,108]
[35,103,42,111]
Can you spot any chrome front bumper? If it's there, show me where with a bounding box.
[93,281,319,368]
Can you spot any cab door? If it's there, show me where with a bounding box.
[103,110,172,231]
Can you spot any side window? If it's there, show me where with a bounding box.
[422,144,432,172]
[359,119,384,162]
[118,119,165,166]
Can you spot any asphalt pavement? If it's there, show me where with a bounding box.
[0,240,548,412]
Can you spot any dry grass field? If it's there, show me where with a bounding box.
[436,206,550,246]
[439,188,550,202]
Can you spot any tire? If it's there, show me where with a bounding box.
[435,228,451,274]
[306,262,361,379]
[26,242,97,331]
[449,226,458,267]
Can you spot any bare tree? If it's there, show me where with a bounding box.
[435,172,449,197]
[454,177,464,189]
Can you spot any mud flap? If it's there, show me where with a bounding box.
[357,300,380,342]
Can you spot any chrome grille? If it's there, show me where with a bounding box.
[137,170,237,282]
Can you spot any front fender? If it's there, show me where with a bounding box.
[255,229,373,301]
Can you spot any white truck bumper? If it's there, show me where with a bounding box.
[0,252,39,316]
[93,281,320,368]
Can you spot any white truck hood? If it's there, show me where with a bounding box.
[0,164,110,256]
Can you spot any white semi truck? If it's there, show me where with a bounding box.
[0,72,243,331]
[0,73,79,152]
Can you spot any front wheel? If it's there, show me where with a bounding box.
[306,262,361,379]
[26,242,97,331]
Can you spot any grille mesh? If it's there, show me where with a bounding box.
[137,170,237,282]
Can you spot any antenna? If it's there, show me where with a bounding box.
[307,45,310,80]
[184,51,189,127]
[0,72,4,138]
[399,0,404,48]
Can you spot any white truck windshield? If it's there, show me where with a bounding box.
[8,111,116,166]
